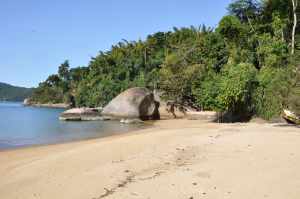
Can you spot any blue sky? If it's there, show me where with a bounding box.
[0,0,232,87]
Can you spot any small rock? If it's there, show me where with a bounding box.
[120,118,143,124]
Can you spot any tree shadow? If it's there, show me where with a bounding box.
[272,124,300,129]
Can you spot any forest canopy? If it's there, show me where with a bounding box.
[30,0,300,120]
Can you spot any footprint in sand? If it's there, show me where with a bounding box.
[196,171,211,178]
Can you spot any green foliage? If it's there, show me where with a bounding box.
[31,60,73,105]
[31,82,64,104]
[160,53,203,104]
[193,63,258,114]
[228,0,261,22]
[58,60,70,81]
[192,72,223,111]
[217,15,244,43]
[253,67,293,119]
[288,72,300,114]
[256,33,289,68]
[200,32,229,72]
[30,0,300,121]
[218,63,257,112]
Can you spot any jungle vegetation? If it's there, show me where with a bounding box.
[31,0,300,120]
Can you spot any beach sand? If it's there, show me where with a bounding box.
[0,119,299,199]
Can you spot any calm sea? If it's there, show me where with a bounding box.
[0,102,146,150]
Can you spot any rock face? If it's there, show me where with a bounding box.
[59,107,103,121]
[102,87,159,120]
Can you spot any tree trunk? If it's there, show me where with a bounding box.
[144,48,147,65]
[292,0,298,55]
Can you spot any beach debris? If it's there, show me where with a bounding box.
[282,109,300,125]
[93,175,135,199]
[176,147,185,151]
[131,192,138,196]
[95,188,114,199]
[138,171,164,181]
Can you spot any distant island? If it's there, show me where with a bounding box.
[0,82,33,102]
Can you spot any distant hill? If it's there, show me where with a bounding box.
[0,82,33,102]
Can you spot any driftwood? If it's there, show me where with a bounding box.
[165,101,189,118]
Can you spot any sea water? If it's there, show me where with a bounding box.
[0,102,146,150]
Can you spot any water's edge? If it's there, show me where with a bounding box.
[0,102,149,150]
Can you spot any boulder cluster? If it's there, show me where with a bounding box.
[59,87,220,123]
[60,87,160,123]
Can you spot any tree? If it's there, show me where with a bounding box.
[216,15,244,44]
[253,66,294,119]
[30,1,300,121]
[160,53,203,105]
[45,74,60,87]
[70,67,89,83]
[218,63,257,113]
[261,0,298,54]
[58,60,70,81]
[291,0,298,54]
[228,0,261,22]
[192,72,223,111]
[256,33,289,68]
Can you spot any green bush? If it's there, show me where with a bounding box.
[192,72,223,111]
[253,67,294,119]
[217,63,257,112]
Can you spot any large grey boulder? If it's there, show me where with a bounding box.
[102,87,159,120]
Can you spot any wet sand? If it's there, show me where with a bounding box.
[0,119,299,199]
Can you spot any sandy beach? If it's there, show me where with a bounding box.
[0,119,299,199]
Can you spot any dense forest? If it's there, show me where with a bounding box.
[31,0,300,120]
[0,82,33,101]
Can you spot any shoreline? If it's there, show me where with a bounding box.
[0,119,300,199]
[24,103,70,109]
[0,120,156,153]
